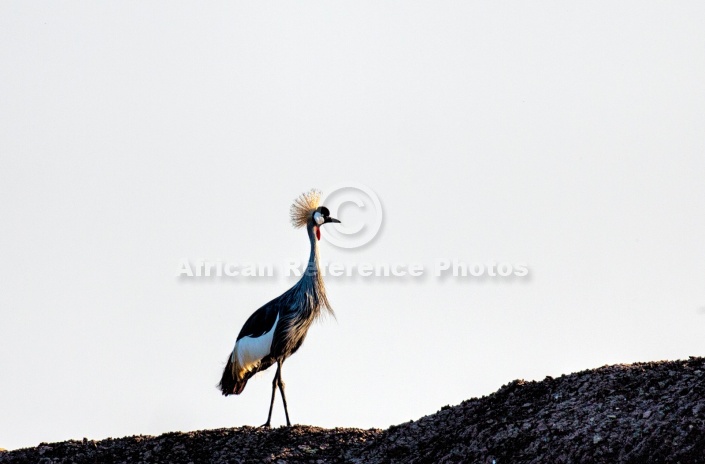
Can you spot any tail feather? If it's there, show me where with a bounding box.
[218,355,248,396]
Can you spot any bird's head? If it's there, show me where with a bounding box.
[290,189,341,241]
[311,206,341,240]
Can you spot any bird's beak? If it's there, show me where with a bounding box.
[325,217,341,224]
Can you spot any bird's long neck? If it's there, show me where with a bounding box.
[307,226,320,272]
[301,225,333,316]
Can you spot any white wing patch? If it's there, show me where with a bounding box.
[232,313,279,374]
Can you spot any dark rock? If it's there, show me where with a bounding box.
[2,358,705,463]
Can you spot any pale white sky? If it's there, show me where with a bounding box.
[2,1,705,451]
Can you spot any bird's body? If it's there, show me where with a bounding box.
[218,189,338,427]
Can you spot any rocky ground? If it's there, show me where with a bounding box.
[2,357,704,463]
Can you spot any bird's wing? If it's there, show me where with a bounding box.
[232,297,285,376]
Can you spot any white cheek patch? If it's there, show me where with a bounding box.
[233,313,279,374]
[313,212,324,225]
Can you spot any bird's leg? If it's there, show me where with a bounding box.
[261,363,281,428]
[277,361,292,427]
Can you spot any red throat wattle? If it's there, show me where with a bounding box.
[315,226,321,241]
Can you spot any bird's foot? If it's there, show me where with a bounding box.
[260,422,271,428]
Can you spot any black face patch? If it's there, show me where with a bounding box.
[316,206,330,217]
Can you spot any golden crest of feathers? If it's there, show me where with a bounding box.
[290,189,321,228]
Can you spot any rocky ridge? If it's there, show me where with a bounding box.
[2,357,704,463]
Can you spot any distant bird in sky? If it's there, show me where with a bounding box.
[218,189,340,427]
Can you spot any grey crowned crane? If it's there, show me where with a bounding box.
[218,189,340,427]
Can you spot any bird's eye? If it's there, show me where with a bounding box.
[319,207,330,216]
[313,212,324,225]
